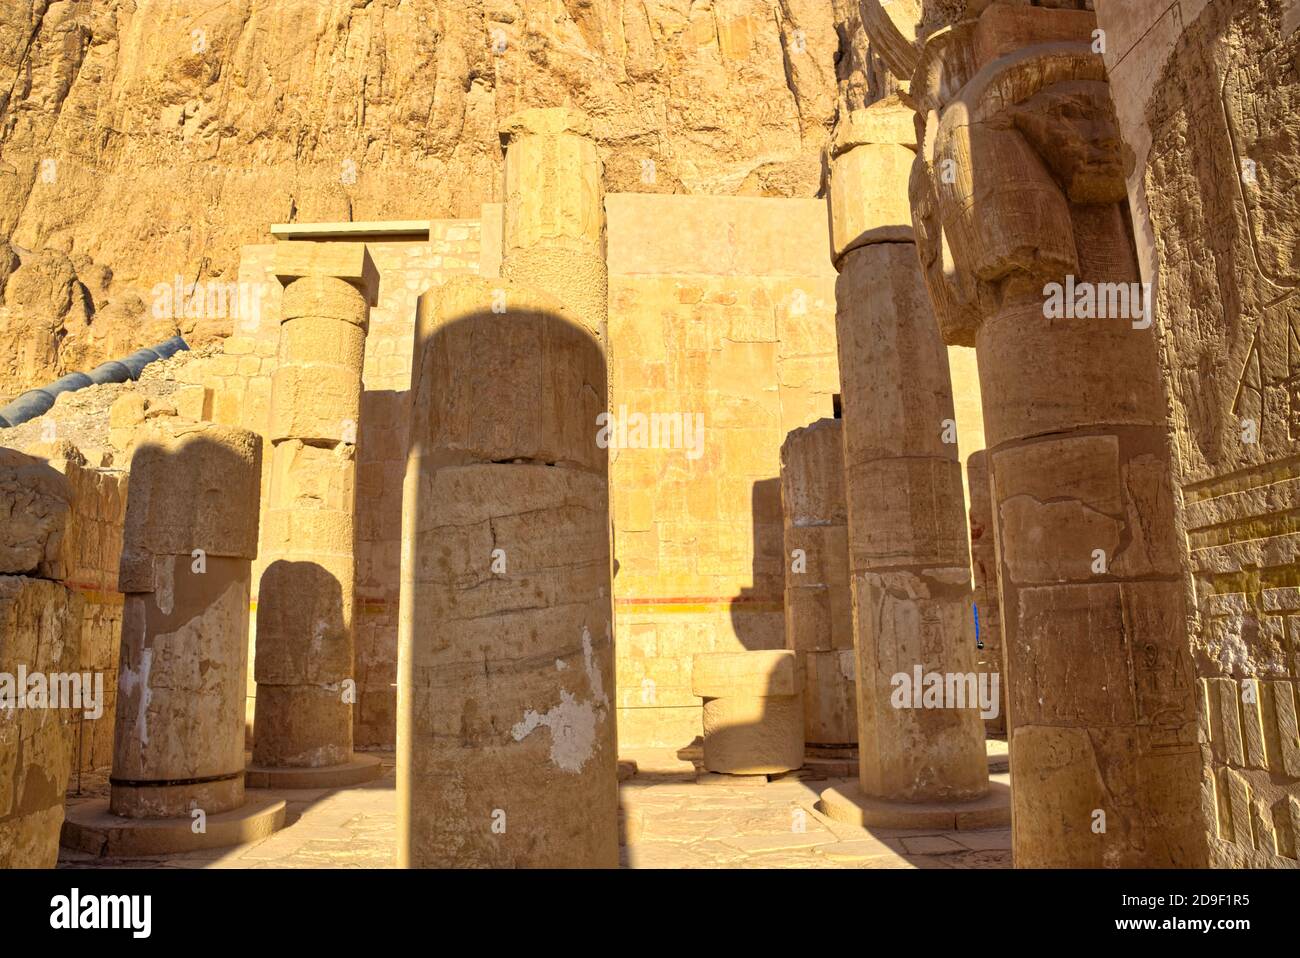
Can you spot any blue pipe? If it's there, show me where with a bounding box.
[0,336,188,429]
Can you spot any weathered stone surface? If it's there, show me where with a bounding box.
[693,650,800,699]
[832,133,987,804]
[906,0,1207,866]
[781,418,856,747]
[499,107,608,349]
[1091,0,1300,867]
[966,450,1005,736]
[693,650,803,774]
[116,421,261,595]
[274,244,379,308]
[111,424,260,819]
[399,463,617,867]
[826,97,918,261]
[0,448,72,579]
[400,265,616,865]
[254,257,374,771]
[252,685,353,770]
[412,276,607,470]
[0,0,859,400]
[802,649,857,747]
[700,693,804,775]
[0,575,83,868]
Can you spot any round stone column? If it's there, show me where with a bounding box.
[780,418,856,748]
[907,13,1206,864]
[693,651,804,775]
[398,275,617,868]
[818,99,1007,831]
[62,421,287,857]
[248,243,382,788]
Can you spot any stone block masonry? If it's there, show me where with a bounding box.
[1092,0,1300,867]
[0,444,123,866]
[0,575,83,867]
[606,194,843,748]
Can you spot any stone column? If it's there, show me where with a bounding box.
[780,418,856,748]
[967,450,1005,737]
[62,421,286,856]
[248,242,382,788]
[693,651,804,775]
[819,97,1005,831]
[499,107,608,350]
[398,275,617,868]
[907,3,1206,866]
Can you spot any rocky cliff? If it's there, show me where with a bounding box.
[0,0,882,401]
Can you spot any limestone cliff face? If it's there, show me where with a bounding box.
[0,0,870,400]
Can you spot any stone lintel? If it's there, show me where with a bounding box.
[273,241,380,307]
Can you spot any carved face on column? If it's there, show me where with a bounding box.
[911,46,1126,335]
[1008,80,1129,205]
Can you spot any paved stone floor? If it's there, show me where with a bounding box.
[59,743,1012,869]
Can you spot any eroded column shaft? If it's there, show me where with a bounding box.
[398,276,617,868]
[254,265,371,768]
[499,107,608,348]
[780,418,856,747]
[907,3,1206,865]
[835,243,988,802]
[111,422,261,818]
[828,99,989,804]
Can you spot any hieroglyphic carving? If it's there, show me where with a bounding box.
[1142,0,1300,866]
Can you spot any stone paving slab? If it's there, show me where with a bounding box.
[58,749,1013,869]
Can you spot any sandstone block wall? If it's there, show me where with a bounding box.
[1094,0,1300,867]
[605,194,842,747]
[1,445,124,780]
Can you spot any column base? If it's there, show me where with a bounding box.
[61,795,286,858]
[244,752,383,790]
[818,780,1011,831]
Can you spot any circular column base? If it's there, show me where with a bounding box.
[244,752,383,790]
[818,780,1011,831]
[61,795,286,858]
